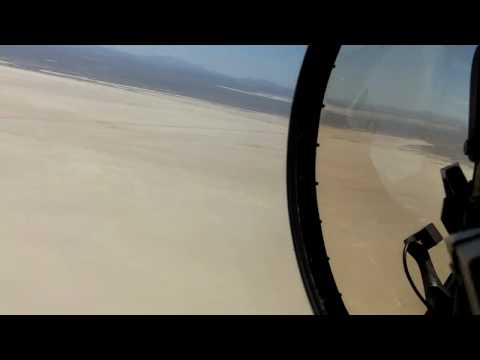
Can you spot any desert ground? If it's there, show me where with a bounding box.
[0,64,311,314]
[317,123,473,314]
[0,63,466,315]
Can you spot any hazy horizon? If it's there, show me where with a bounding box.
[103,45,307,90]
[327,45,476,124]
[1,45,476,125]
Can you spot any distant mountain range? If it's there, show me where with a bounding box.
[325,97,466,127]
[0,45,293,117]
[0,45,470,162]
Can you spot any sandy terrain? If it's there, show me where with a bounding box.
[317,124,473,314]
[0,65,311,314]
[0,62,465,315]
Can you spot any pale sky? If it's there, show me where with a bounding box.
[104,45,307,89]
[106,45,477,122]
[327,45,476,122]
